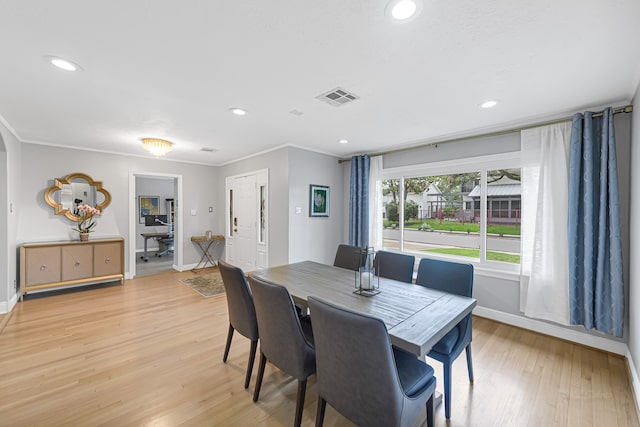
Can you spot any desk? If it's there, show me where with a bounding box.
[140,233,169,262]
[191,235,225,271]
[250,261,476,357]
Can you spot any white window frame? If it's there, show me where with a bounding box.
[380,152,521,276]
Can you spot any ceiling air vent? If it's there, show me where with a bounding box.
[316,87,359,107]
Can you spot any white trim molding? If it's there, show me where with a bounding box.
[473,305,627,355]
[626,349,640,421]
[0,292,18,315]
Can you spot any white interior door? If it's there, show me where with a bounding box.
[226,174,258,270]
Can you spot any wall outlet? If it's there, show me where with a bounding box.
[208,206,213,213]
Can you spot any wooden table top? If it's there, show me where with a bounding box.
[249,260,477,357]
[191,235,225,242]
[141,233,170,238]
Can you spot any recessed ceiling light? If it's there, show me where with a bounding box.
[386,0,423,21]
[45,56,81,71]
[339,139,349,144]
[480,100,498,109]
[230,107,247,116]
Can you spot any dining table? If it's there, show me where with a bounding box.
[249,260,477,358]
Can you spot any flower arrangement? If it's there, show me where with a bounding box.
[73,204,101,233]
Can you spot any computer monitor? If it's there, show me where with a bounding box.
[144,214,168,226]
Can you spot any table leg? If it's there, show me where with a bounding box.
[141,236,150,262]
[202,240,216,266]
[191,240,221,272]
[192,242,209,272]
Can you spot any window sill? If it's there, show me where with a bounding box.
[473,265,520,281]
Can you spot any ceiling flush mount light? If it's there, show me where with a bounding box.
[45,55,81,71]
[386,0,423,22]
[338,139,349,144]
[480,100,498,109]
[141,138,173,156]
[230,107,247,116]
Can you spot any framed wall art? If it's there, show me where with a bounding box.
[309,185,329,217]
[139,195,160,223]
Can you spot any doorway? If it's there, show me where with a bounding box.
[129,172,183,278]
[225,169,268,271]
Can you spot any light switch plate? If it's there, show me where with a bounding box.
[295,206,302,214]
[190,209,197,216]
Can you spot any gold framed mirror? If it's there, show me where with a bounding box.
[44,172,112,221]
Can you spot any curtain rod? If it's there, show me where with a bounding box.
[337,104,633,163]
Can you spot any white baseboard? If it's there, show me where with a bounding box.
[135,248,160,254]
[177,263,198,272]
[0,293,18,314]
[473,306,627,355]
[125,263,201,278]
[626,349,640,420]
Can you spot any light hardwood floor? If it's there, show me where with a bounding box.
[1,268,638,427]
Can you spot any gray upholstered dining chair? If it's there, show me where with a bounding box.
[415,257,474,420]
[218,260,259,389]
[308,296,436,427]
[247,276,316,427]
[374,250,416,283]
[333,244,367,271]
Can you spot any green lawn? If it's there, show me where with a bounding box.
[423,247,521,264]
[401,219,520,236]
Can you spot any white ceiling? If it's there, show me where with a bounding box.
[1,0,639,165]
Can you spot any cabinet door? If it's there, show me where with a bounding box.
[94,242,122,277]
[24,247,61,285]
[62,245,93,281]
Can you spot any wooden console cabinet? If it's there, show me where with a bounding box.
[19,238,124,300]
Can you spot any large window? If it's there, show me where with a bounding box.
[379,155,521,270]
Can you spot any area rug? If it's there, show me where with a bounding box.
[180,271,226,298]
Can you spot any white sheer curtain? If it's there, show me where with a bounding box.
[369,155,383,250]
[520,122,571,324]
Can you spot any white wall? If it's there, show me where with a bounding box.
[628,84,640,375]
[18,144,218,275]
[216,146,345,267]
[383,133,521,169]
[135,176,175,252]
[287,147,345,265]
[0,121,22,312]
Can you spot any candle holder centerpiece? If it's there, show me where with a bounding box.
[354,246,381,297]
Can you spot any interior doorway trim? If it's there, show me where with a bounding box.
[128,171,184,278]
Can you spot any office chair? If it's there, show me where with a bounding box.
[156,223,174,257]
